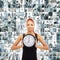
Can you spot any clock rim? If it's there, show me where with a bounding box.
[22,34,36,47]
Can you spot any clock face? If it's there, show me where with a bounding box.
[23,34,35,47]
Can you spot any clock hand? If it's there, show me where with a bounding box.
[28,40,30,43]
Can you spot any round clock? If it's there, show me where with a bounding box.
[23,34,36,47]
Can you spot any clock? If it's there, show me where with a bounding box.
[23,34,36,47]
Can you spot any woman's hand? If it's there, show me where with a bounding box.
[20,44,24,48]
[35,44,40,49]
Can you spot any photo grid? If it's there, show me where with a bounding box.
[0,0,60,60]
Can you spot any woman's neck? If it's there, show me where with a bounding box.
[25,31,35,36]
[26,31,34,34]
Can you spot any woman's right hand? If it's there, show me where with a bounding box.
[20,44,24,48]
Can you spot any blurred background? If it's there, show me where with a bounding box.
[0,0,60,60]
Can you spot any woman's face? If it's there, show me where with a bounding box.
[26,20,35,32]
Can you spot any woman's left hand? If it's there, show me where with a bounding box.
[35,44,40,49]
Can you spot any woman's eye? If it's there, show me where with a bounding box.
[31,24,33,26]
[27,24,29,26]
[27,24,33,26]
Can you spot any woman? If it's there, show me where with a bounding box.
[11,18,49,60]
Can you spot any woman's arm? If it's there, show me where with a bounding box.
[11,34,23,50]
[35,34,49,50]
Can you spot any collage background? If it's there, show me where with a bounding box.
[0,0,60,60]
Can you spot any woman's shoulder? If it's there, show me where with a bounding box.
[34,33,42,38]
[19,33,26,38]
[34,32,40,36]
[18,34,24,40]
